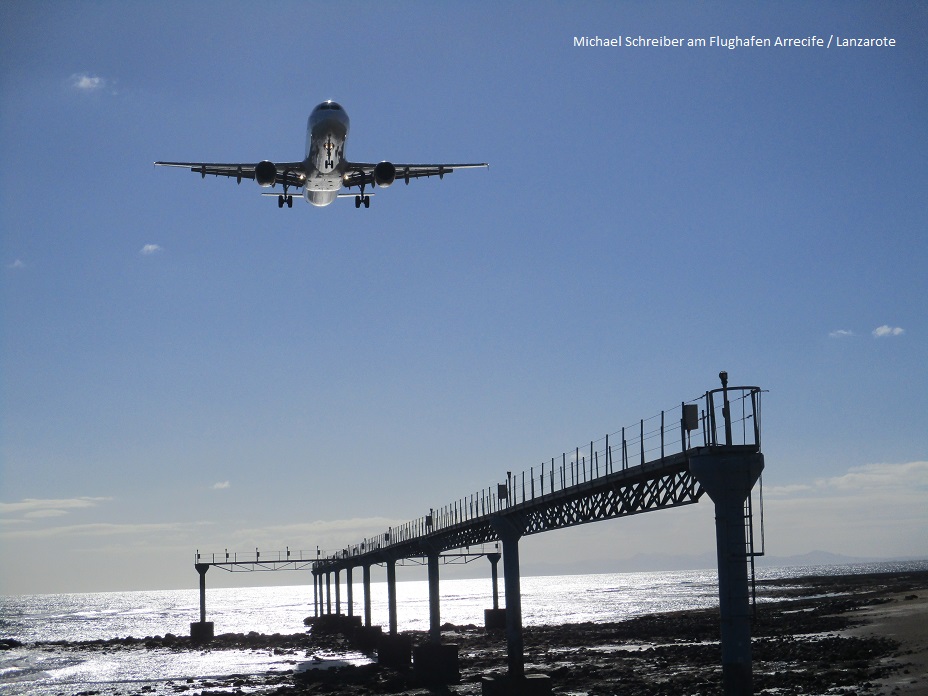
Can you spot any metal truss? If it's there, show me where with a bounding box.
[518,459,703,537]
[314,452,706,574]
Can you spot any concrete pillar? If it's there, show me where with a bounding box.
[346,566,354,617]
[196,563,208,623]
[190,563,214,642]
[484,552,506,630]
[313,572,319,617]
[363,563,373,627]
[325,572,332,614]
[427,550,441,644]
[387,557,398,635]
[335,568,341,615]
[488,552,501,609]
[491,518,524,679]
[690,448,764,696]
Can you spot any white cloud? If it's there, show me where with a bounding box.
[212,481,231,490]
[769,461,928,498]
[763,483,812,496]
[0,521,195,541]
[815,460,928,492]
[7,259,25,270]
[872,325,904,337]
[829,329,855,338]
[70,73,106,91]
[0,497,111,516]
[0,497,123,539]
[140,244,162,255]
[760,461,928,558]
[226,516,403,553]
[24,509,70,519]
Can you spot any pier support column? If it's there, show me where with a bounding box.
[491,517,525,679]
[196,563,208,623]
[690,448,764,696]
[386,557,398,635]
[427,550,441,644]
[346,566,354,617]
[325,572,332,614]
[490,553,501,609]
[190,563,214,642]
[379,556,412,671]
[313,572,319,617]
[363,563,373,627]
[484,552,506,630]
[335,569,341,615]
[414,548,461,684]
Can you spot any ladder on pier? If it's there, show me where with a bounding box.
[744,475,765,614]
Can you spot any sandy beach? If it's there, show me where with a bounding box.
[843,590,928,695]
[10,568,928,695]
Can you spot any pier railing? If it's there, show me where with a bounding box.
[316,386,761,563]
[195,548,316,566]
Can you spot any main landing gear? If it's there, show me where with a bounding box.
[354,182,371,209]
[278,194,293,208]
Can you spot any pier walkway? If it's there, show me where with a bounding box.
[195,375,765,695]
[308,376,764,695]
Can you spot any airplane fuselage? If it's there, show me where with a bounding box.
[302,101,350,207]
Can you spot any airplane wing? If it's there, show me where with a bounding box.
[153,161,307,190]
[343,162,488,190]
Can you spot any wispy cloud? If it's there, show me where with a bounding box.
[224,516,403,553]
[212,481,231,490]
[829,329,855,339]
[70,72,107,91]
[140,244,162,256]
[0,521,196,541]
[815,460,927,492]
[872,325,904,338]
[766,461,928,498]
[7,259,25,270]
[760,461,928,558]
[0,497,112,517]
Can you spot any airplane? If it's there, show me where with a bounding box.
[155,101,488,209]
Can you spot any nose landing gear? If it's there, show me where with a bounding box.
[324,139,335,169]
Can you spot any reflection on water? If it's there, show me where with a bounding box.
[2,561,926,696]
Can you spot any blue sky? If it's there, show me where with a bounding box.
[1,2,926,594]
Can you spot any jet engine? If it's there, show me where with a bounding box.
[373,161,396,188]
[255,160,277,187]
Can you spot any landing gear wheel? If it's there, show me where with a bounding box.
[277,195,284,208]
[287,195,293,208]
[355,195,361,209]
[363,196,370,208]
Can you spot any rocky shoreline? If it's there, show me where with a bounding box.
[9,569,928,695]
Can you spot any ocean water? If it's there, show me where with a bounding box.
[2,561,926,695]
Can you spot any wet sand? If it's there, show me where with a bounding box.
[18,568,928,695]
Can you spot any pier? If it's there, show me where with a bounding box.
[197,375,765,695]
